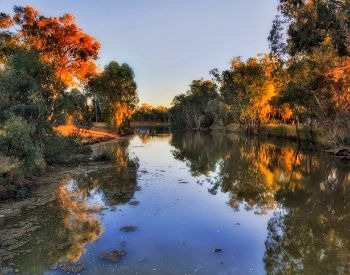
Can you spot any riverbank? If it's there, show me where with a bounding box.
[216,123,350,161]
[0,161,114,218]
[0,160,117,274]
[0,123,128,201]
[55,122,119,145]
[131,121,171,127]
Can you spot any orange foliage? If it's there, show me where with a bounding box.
[113,102,134,128]
[280,104,293,122]
[13,6,100,86]
[236,143,306,213]
[55,117,117,140]
[57,185,103,261]
[326,57,350,113]
[230,54,282,124]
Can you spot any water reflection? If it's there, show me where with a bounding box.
[0,182,103,274]
[1,130,350,274]
[171,131,350,273]
[55,185,103,262]
[171,131,231,176]
[78,143,139,206]
[0,142,138,274]
[264,162,350,274]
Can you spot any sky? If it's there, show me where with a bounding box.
[1,0,279,106]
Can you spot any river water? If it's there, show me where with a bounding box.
[1,128,350,274]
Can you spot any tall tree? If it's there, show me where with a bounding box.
[89,61,138,133]
[170,79,219,129]
[1,6,100,85]
[0,49,65,130]
[219,54,283,132]
[269,0,350,57]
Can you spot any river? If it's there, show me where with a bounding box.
[1,128,350,274]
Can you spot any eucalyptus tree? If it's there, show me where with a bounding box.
[88,61,138,134]
[170,79,220,129]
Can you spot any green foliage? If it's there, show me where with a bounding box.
[0,50,94,192]
[0,116,45,176]
[206,99,229,127]
[270,0,350,57]
[133,104,170,122]
[0,49,65,131]
[56,88,93,129]
[43,135,87,165]
[0,154,20,184]
[170,79,219,129]
[89,61,138,132]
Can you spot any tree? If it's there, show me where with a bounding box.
[58,88,94,134]
[219,54,283,133]
[0,116,45,177]
[89,61,138,134]
[277,44,350,144]
[132,103,170,122]
[1,6,100,85]
[269,0,350,57]
[170,79,219,129]
[0,49,65,133]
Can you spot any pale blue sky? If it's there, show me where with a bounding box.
[1,0,278,106]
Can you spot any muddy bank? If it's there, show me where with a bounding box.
[0,161,114,219]
[0,161,115,274]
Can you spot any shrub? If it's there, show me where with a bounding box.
[43,134,88,165]
[0,155,21,183]
[0,116,45,176]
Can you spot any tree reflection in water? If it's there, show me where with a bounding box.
[0,179,103,274]
[134,126,172,145]
[0,142,139,274]
[264,162,350,274]
[171,131,350,273]
[171,131,232,177]
[77,142,139,206]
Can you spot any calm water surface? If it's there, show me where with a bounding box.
[1,129,350,275]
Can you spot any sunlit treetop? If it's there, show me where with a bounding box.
[0,12,13,28]
[1,6,101,86]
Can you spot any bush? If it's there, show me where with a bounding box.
[92,151,113,162]
[0,116,45,176]
[0,155,21,183]
[43,134,89,165]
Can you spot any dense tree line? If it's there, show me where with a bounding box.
[0,6,138,196]
[171,0,350,145]
[132,103,170,123]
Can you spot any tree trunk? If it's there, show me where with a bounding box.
[295,119,301,146]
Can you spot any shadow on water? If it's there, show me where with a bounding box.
[1,129,350,274]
